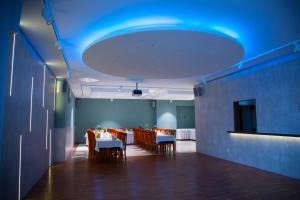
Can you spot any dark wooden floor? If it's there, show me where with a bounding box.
[25,153,300,200]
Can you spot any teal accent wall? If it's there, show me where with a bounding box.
[75,99,156,143]
[177,106,195,128]
[75,99,195,143]
[156,100,195,129]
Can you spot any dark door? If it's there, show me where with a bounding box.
[176,106,195,128]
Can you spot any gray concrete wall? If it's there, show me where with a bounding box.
[0,0,22,198]
[195,55,300,179]
[0,33,55,199]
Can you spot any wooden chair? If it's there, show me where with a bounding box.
[87,130,97,158]
[118,132,127,160]
[87,128,96,132]
[150,131,157,152]
[170,129,176,153]
[165,129,176,154]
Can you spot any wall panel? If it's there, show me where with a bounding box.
[2,34,55,199]
[195,56,300,179]
[156,100,194,129]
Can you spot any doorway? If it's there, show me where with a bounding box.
[176,106,195,128]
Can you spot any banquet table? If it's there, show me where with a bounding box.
[95,132,123,152]
[84,130,105,145]
[156,132,176,143]
[176,129,196,140]
[85,130,134,145]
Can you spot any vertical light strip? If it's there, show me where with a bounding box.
[49,129,52,166]
[18,135,22,200]
[46,109,48,150]
[29,77,34,133]
[53,79,56,111]
[9,33,16,97]
[42,65,46,107]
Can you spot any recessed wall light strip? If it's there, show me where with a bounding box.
[201,39,300,85]
[10,31,56,105]
[18,30,56,77]
[18,135,22,200]
[42,65,46,107]
[49,129,52,166]
[46,109,48,150]
[9,33,16,97]
[29,77,34,133]
[228,131,300,138]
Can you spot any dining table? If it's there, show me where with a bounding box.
[95,132,123,152]
[84,130,105,145]
[156,132,176,143]
[85,130,134,145]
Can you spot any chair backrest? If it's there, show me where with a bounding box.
[107,128,116,133]
[168,129,176,136]
[118,132,127,150]
[87,130,96,151]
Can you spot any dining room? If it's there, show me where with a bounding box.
[74,98,196,160]
[1,0,300,199]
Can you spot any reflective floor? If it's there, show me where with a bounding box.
[25,145,300,200]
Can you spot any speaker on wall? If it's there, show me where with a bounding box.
[193,86,202,97]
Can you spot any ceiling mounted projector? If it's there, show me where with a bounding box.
[132,83,142,97]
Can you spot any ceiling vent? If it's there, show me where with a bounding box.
[132,83,142,97]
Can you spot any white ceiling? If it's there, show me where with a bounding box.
[20,0,300,100]
[83,30,244,79]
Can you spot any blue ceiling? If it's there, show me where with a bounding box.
[50,0,300,60]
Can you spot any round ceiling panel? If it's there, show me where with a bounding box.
[83,30,244,79]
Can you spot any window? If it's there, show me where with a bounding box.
[233,99,257,132]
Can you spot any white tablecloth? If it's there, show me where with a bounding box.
[125,131,134,144]
[176,129,196,140]
[85,133,89,145]
[156,133,176,143]
[85,130,105,145]
[95,133,123,152]
[86,130,134,145]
